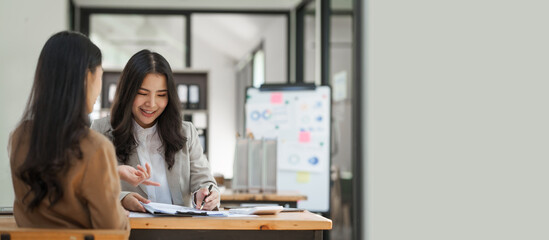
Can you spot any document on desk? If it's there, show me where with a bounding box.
[228,206,283,215]
[141,202,228,217]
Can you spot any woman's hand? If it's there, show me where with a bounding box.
[121,192,150,212]
[195,187,220,211]
[118,163,160,187]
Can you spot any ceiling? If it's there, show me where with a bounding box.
[192,14,283,60]
[73,0,304,11]
[89,13,286,69]
[78,0,352,68]
[74,0,354,13]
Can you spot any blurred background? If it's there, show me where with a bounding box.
[0,0,360,239]
[2,0,549,240]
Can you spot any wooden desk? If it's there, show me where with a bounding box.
[1,211,331,240]
[0,216,16,228]
[221,189,307,208]
[130,211,331,240]
[0,216,127,240]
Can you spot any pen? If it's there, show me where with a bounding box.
[200,184,213,210]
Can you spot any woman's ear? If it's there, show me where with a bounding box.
[85,70,92,89]
[85,67,103,113]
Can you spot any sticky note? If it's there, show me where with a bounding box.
[270,92,283,104]
[299,131,311,143]
[296,171,310,183]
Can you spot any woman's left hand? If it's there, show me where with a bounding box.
[118,163,160,187]
[195,187,220,211]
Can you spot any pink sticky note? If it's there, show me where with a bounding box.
[299,131,311,143]
[271,92,283,104]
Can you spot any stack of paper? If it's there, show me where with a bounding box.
[228,206,283,215]
[142,202,227,217]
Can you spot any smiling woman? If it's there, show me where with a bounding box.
[132,73,169,128]
[91,49,220,212]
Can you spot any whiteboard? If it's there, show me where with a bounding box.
[245,85,330,212]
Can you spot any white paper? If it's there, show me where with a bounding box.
[228,206,283,215]
[226,214,260,218]
[142,202,227,217]
[129,212,155,218]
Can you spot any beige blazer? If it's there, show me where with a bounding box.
[9,123,129,231]
[91,117,218,207]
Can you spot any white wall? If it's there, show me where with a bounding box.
[362,0,549,240]
[236,15,287,84]
[304,15,316,83]
[194,14,287,179]
[262,17,287,83]
[192,17,237,178]
[0,0,68,207]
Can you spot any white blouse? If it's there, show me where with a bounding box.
[133,121,172,204]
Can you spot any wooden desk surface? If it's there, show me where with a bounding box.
[130,211,331,230]
[1,211,332,231]
[221,189,307,202]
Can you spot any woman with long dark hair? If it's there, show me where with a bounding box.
[8,31,128,230]
[92,50,219,212]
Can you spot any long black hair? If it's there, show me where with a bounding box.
[13,31,102,210]
[110,49,185,169]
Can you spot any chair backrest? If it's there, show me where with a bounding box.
[0,228,127,240]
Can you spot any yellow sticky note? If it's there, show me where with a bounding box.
[296,171,310,183]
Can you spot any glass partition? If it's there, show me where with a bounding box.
[329,0,355,239]
[90,14,186,70]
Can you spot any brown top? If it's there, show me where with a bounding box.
[9,124,129,231]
